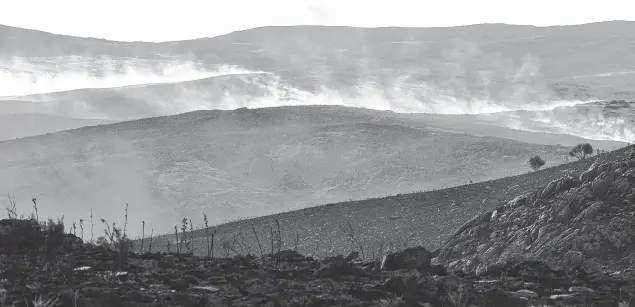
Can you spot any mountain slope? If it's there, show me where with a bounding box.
[0,105,575,236]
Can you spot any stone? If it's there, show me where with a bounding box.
[381,246,432,272]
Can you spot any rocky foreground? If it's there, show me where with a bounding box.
[1,221,634,307]
[2,149,635,307]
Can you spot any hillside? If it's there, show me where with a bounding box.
[0,113,113,141]
[0,105,579,236]
[1,73,285,120]
[6,69,633,144]
[145,144,635,261]
[428,100,635,144]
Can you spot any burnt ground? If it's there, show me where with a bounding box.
[2,232,634,307]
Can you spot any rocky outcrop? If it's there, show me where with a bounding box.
[3,242,634,306]
[435,152,635,276]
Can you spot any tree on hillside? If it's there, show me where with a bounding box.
[528,155,546,171]
[569,143,593,160]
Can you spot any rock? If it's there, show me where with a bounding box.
[430,264,447,276]
[382,276,406,295]
[381,246,432,272]
[569,285,595,293]
[344,251,359,262]
[562,250,585,267]
[312,254,366,278]
[273,249,306,262]
[511,289,538,299]
[541,179,559,198]
[166,277,190,291]
[591,175,612,199]
[476,289,528,307]
[190,286,220,293]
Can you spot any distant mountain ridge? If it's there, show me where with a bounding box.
[2,21,634,97]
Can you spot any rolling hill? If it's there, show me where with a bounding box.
[2,22,634,144]
[0,105,586,236]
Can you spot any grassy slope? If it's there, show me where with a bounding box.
[145,144,635,259]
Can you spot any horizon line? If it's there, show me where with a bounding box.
[1,19,633,44]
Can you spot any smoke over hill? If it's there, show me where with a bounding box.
[0,22,634,235]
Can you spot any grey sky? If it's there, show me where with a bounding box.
[1,0,634,42]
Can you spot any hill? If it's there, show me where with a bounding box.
[0,113,113,141]
[143,143,635,261]
[0,105,581,236]
[7,71,633,144]
[2,22,635,147]
[1,73,285,120]
[431,100,635,144]
[2,22,634,146]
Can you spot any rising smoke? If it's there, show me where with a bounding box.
[0,49,632,142]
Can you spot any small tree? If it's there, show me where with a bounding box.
[528,155,545,171]
[569,143,593,160]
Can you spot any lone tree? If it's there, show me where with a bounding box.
[569,143,594,160]
[528,155,546,171]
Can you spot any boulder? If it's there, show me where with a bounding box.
[381,246,432,272]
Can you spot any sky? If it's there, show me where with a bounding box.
[0,0,634,42]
